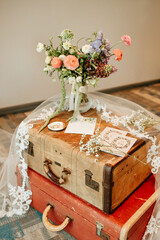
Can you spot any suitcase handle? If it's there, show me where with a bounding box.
[43,159,71,185]
[42,204,71,232]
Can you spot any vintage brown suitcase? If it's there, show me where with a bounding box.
[25,109,154,214]
[18,167,157,240]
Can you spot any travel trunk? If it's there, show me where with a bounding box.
[25,109,153,213]
[18,168,156,240]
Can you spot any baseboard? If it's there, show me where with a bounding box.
[0,79,159,116]
[99,79,160,94]
[0,101,43,116]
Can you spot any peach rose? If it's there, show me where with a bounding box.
[121,35,131,46]
[51,57,62,68]
[113,49,123,61]
[64,55,79,70]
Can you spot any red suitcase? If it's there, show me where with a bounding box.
[20,168,156,240]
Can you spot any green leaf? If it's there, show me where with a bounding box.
[80,58,84,64]
[81,54,88,59]
[92,31,97,38]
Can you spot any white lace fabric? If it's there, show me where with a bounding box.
[0,92,160,239]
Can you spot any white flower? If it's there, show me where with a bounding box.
[60,29,74,41]
[36,42,44,52]
[82,44,92,54]
[76,76,82,83]
[45,56,52,64]
[86,80,90,85]
[63,42,71,50]
[79,86,88,94]
[69,49,75,54]
[89,79,97,86]
[43,65,53,72]
[59,55,66,61]
[52,78,56,82]
[68,77,76,84]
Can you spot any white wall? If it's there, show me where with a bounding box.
[0,0,160,108]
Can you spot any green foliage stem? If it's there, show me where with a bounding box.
[69,92,82,121]
[38,77,66,133]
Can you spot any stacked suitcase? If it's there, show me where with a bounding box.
[17,168,155,240]
[20,109,157,239]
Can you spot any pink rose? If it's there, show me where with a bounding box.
[121,35,131,46]
[113,49,123,61]
[64,55,79,70]
[51,57,62,68]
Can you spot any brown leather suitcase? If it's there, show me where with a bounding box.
[18,167,156,240]
[25,109,154,213]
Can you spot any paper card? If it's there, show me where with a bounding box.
[65,117,97,135]
[100,127,128,141]
[100,134,137,157]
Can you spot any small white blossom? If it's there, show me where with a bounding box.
[86,80,89,85]
[90,79,97,86]
[59,55,66,61]
[43,67,48,72]
[63,42,71,50]
[79,86,88,94]
[43,65,53,72]
[79,140,83,145]
[52,78,56,82]
[69,49,75,54]
[76,76,82,83]
[60,29,74,41]
[80,146,84,152]
[82,44,92,54]
[36,42,44,52]
[68,77,76,84]
[45,56,52,64]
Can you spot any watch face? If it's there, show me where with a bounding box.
[48,122,66,131]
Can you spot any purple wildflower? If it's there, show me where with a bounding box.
[104,50,110,59]
[105,41,110,50]
[90,39,101,53]
[90,39,101,49]
[101,38,106,44]
[97,30,103,40]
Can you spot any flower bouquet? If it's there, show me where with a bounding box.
[36,29,131,132]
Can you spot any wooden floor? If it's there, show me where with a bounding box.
[111,83,160,116]
[0,82,160,133]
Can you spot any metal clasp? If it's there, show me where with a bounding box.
[96,221,104,236]
[96,221,110,240]
[25,141,34,156]
[85,170,99,192]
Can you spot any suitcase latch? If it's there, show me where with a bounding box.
[26,141,34,156]
[96,221,110,240]
[85,170,99,192]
